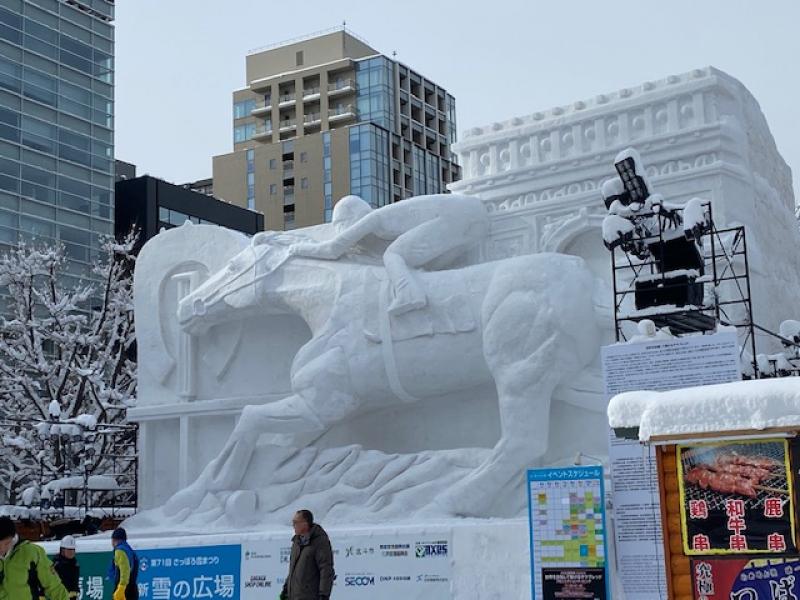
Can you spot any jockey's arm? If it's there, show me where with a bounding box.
[292,212,382,259]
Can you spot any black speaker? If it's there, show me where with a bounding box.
[647,237,704,273]
[635,273,704,310]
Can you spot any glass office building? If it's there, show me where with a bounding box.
[0,0,114,295]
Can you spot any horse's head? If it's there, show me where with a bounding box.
[177,232,301,334]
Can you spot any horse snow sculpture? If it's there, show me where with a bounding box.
[156,214,604,522]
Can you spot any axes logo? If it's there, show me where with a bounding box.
[415,541,448,558]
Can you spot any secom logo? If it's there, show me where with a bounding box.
[345,576,376,587]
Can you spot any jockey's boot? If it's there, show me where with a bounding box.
[388,276,427,315]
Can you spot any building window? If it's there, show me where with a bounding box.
[270,184,277,195]
[349,124,391,208]
[246,149,255,210]
[281,140,294,154]
[234,123,256,143]
[300,151,308,163]
[234,99,256,119]
[269,158,277,170]
[296,51,303,66]
[301,177,308,189]
[323,131,332,222]
[354,56,395,131]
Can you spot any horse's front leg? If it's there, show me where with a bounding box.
[204,345,360,488]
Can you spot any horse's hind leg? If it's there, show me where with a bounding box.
[438,298,565,517]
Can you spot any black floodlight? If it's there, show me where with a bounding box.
[614,157,650,205]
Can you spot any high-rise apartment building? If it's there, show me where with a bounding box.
[0,0,115,293]
[213,28,460,230]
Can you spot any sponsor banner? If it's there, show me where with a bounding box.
[67,531,451,600]
[678,439,796,555]
[691,556,800,599]
[136,544,241,599]
[602,330,740,599]
[48,550,114,600]
[527,466,609,600]
[333,532,451,598]
[241,541,281,598]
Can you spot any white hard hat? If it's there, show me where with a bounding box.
[60,535,76,550]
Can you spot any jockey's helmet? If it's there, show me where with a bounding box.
[332,195,372,232]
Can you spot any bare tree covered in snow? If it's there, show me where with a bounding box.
[0,232,137,505]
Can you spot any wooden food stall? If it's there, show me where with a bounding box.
[609,378,800,600]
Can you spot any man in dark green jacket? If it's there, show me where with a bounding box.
[280,510,335,600]
[0,516,68,600]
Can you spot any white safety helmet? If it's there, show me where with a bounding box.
[60,535,76,550]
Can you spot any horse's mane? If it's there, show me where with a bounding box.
[251,230,312,248]
[251,229,383,268]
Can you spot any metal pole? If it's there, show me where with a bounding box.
[611,247,620,342]
[741,227,759,378]
[707,203,720,325]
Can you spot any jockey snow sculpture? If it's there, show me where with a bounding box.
[291,194,489,315]
[135,193,606,525]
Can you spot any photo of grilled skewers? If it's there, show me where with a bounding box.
[680,442,790,510]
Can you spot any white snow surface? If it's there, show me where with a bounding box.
[602,214,634,244]
[780,320,800,343]
[42,475,118,495]
[608,377,800,440]
[67,414,98,429]
[683,197,709,232]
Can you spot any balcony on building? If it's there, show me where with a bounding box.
[284,193,295,206]
[302,87,321,102]
[328,104,356,122]
[279,118,297,133]
[304,112,322,129]
[251,97,272,117]
[278,93,296,108]
[253,124,273,141]
[328,79,356,96]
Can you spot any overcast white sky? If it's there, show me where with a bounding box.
[115,0,800,203]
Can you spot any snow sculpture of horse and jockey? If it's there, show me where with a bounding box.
[137,193,605,525]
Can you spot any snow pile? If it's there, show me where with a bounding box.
[683,197,709,238]
[624,319,674,343]
[608,378,800,440]
[602,215,634,246]
[42,475,119,496]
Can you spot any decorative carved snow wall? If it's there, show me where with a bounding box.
[450,67,800,335]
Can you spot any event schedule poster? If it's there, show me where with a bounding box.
[527,466,609,600]
[602,330,740,600]
[678,439,796,555]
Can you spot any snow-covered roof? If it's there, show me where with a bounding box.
[607,377,800,442]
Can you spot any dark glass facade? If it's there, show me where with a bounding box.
[0,0,114,291]
[354,56,394,131]
[349,123,390,209]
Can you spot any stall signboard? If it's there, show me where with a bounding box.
[678,439,796,555]
[527,466,609,600]
[691,557,800,600]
